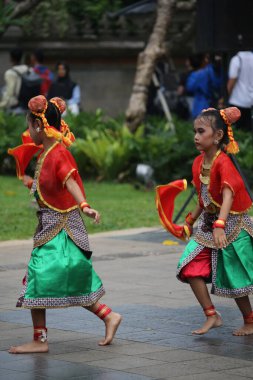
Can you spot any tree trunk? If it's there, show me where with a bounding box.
[125,0,174,132]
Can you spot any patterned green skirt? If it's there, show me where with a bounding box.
[17,230,105,308]
[177,229,253,298]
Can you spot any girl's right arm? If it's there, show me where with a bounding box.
[183,203,202,239]
[65,176,100,224]
[23,175,33,189]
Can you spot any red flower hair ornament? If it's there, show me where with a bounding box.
[202,106,241,154]
[28,95,75,147]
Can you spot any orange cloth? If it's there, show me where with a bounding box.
[155,179,187,240]
[192,151,252,213]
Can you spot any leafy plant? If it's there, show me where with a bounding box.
[0,111,27,174]
[1,110,253,189]
[74,124,141,180]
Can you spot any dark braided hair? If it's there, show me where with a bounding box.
[196,109,229,149]
[28,101,61,130]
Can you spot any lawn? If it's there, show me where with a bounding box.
[0,175,199,241]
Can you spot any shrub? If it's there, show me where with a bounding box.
[0,111,27,175]
[1,110,253,188]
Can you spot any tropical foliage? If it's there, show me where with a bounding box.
[2,110,252,186]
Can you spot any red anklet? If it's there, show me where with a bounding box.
[244,311,253,324]
[34,326,48,342]
[94,304,112,320]
[204,305,216,317]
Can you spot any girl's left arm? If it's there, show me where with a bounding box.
[65,176,100,223]
[213,186,234,248]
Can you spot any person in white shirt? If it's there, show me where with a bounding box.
[227,51,253,131]
[0,48,28,113]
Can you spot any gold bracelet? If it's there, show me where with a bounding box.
[79,201,90,210]
[212,219,226,229]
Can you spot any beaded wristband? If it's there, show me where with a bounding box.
[212,219,226,229]
[79,201,91,210]
[185,212,197,226]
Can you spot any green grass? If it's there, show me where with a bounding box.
[0,176,199,241]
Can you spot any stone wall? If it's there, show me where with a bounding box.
[0,48,138,116]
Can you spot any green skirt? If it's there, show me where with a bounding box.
[17,230,105,308]
[177,229,253,298]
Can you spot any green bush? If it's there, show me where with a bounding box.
[0,111,27,175]
[1,110,253,187]
[233,129,253,186]
[138,116,196,183]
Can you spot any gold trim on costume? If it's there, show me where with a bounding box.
[201,150,252,215]
[62,168,77,188]
[33,214,68,248]
[36,142,78,214]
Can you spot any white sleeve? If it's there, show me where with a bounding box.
[228,55,241,79]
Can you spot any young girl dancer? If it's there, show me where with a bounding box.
[8,95,121,353]
[176,107,253,336]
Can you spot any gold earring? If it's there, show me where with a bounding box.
[214,139,219,145]
[36,127,41,133]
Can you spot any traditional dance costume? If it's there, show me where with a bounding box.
[7,96,118,349]
[17,141,104,308]
[177,150,253,298]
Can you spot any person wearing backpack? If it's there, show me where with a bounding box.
[0,48,28,113]
[30,49,54,97]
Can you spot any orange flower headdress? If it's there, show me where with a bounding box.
[28,95,75,147]
[219,107,240,154]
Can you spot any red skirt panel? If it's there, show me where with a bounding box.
[180,247,212,281]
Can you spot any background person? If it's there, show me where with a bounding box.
[227,51,253,131]
[186,54,223,119]
[48,62,81,115]
[30,49,54,97]
[0,47,28,113]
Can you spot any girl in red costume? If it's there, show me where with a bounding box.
[8,95,121,354]
[176,107,253,336]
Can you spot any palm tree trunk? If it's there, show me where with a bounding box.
[125,0,174,132]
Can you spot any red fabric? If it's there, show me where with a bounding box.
[8,143,42,179]
[38,143,85,212]
[34,67,52,96]
[180,247,212,281]
[155,180,187,240]
[21,129,34,144]
[192,151,252,212]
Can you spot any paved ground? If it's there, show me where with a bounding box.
[1,227,253,380]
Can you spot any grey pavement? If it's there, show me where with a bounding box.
[1,226,253,380]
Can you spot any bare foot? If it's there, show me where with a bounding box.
[192,313,222,335]
[9,341,49,354]
[233,323,253,336]
[99,312,122,346]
